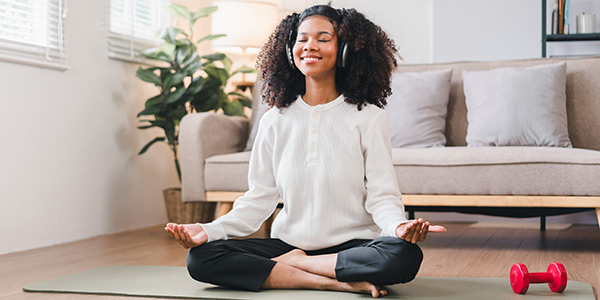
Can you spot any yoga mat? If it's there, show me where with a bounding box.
[24,265,595,300]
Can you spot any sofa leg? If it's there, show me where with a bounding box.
[596,208,600,229]
[215,202,233,219]
[540,215,546,231]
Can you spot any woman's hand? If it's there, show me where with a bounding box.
[165,223,208,249]
[395,218,446,244]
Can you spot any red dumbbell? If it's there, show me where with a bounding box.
[510,262,567,294]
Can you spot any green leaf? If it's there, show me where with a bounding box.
[192,6,218,20]
[231,65,256,76]
[204,65,229,86]
[159,28,186,44]
[182,53,202,75]
[136,67,161,86]
[222,56,233,73]
[137,105,163,117]
[191,87,220,112]
[222,101,244,117]
[137,125,155,130]
[166,106,188,120]
[197,34,226,44]
[186,76,206,94]
[162,73,186,90]
[174,44,192,66]
[164,87,187,104]
[139,137,166,155]
[168,4,191,21]
[141,42,176,62]
[137,120,169,130]
[229,92,252,108]
[144,95,163,108]
[202,53,226,62]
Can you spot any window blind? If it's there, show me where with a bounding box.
[108,0,170,64]
[0,0,67,70]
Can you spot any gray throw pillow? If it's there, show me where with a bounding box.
[463,62,572,147]
[386,69,453,148]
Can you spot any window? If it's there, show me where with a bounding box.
[108,0,170,63]
[0,0,67,70]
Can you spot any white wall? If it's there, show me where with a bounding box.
[0,0,181,254]
[280,0,433,64]
[432,0,540,62]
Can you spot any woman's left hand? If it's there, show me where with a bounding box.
[395,218,446,244]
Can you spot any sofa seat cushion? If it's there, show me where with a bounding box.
[205,147,600,196]
[393,147,600,196]
[205,151,251,191]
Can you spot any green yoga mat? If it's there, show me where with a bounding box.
[24,265,595,300]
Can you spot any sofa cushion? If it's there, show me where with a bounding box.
[393,146,600,196]
[205,147,600,196]
[463,63,571,147]
[387,69,452,148]
[205,151,251,191]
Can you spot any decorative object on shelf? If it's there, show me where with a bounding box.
[576,12,596,34]
[135,3,254,223]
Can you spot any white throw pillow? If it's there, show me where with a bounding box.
[463,63,572,147]
[386,69,453,148]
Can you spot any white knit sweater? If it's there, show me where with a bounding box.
[201,94,408,250]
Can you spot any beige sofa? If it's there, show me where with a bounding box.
[179,56,600,229]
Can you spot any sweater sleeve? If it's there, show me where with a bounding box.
[200,114,280,242]
[362,109,409,237]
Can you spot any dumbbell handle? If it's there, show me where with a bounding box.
[528,272,554,283]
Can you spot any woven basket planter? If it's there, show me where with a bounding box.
[163,187,216,224]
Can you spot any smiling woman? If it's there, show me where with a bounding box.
[256,5,399,110]
[166,4,445,298]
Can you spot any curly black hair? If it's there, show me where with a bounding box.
[256,5,398,110]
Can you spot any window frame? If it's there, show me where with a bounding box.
[0,0,68,70]
[107,0,171,65]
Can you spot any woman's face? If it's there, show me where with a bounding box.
[292,15,338,80]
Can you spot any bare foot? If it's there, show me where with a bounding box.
[338,281,387,298]
[273,249,306,265]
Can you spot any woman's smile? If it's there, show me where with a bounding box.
[301,55,323,63]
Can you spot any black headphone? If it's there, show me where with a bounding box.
[285,22,349,70]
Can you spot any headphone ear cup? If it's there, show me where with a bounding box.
[286,27,297,70]
[286,42,296,69]
[337,42,348,69]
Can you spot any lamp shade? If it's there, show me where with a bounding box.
[211,0,279,53]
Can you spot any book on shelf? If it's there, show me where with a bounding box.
[552,0,571,35]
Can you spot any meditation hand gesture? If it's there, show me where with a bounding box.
[165,223,208,249]
[396,218,446,244]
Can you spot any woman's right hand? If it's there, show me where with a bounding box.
[165,223,208,249]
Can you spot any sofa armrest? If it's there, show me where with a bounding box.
[180,112,250,202]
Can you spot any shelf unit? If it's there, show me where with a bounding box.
[542,0,600,57]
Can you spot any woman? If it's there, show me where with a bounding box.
[166,5,445,298]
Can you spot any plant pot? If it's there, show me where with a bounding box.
[163,187,216,224]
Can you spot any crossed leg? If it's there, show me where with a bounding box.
[187,237,421,298]
[265,250,387,297]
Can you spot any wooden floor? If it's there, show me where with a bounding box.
[1,222,599,299]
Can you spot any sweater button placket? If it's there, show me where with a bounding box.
[307,109,321,163]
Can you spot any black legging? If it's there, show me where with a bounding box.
[187,236,423,292]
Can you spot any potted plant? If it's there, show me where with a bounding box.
[136,3,254,223]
